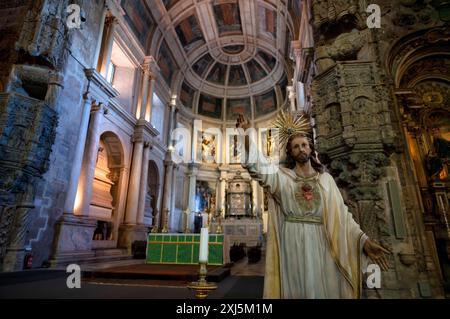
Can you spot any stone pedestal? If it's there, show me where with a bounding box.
[49,214,97,266]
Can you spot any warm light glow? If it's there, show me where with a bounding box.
[74,188,83,214]
[439,168,448,180]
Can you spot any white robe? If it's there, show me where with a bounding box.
[244,159,368,299]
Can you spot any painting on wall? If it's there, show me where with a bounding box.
[196,131,218,164]
[198,94,223,119]
[180,82,196,109]
[206,62,227,85]
[157,41,177,86]
[254,90,277,115]
[175,14,205,52]
[121,0,154,49]
[226,98,251,121]
[228,65,247,86]
[258,6,277,37]
[192,54,213,77]
[213,2,242,35]
[246,59,267,83]
[195,180,217,214]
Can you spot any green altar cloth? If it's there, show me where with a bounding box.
[146,233,224,265]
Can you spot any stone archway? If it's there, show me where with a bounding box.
[91,132,124,249]
[388,27,450,291]
[146,160,160,230]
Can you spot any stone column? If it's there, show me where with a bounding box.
[63,92,95,214]
[161,153,174,233]
[75,103,107,216]
[145,74,156,122]
[187,163,199,231]
[137,58,151,120]
[124,129,145,224]
[99,16,118,77]
[218,168,228,218]
[137,141,151,225]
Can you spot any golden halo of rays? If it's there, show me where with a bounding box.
[272,110,310,149]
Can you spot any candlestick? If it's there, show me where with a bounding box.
[199,227,209,263]
[187,262,217,299]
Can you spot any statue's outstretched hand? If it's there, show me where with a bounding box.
[363,239,391,271]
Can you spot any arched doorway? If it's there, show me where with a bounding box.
[91,132,124,249]
[388,27,450,291]
[146,161,160,231]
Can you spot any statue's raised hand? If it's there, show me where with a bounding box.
[236,114,251,131]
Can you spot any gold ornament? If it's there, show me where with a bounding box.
[272,110,310,149]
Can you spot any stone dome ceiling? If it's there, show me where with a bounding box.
[150,0,296,121]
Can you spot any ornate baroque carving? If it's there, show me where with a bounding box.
[15,0,72,69]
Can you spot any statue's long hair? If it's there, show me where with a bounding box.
[284,133,325,173]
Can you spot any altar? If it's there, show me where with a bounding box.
[146,233,224,265]
[211,218,263,264]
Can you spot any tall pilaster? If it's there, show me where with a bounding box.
[63,91,96,214]
[137,57,151,120]
[124,123,145,224]
[75,103,107,216]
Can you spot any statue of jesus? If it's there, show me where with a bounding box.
[236,113,390,299]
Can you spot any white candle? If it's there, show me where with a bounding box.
[199,227,209,263]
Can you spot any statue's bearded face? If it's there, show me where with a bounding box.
[289,136,311,164]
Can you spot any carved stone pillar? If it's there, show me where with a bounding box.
[75,103,107,216]
[137,141,151,225]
